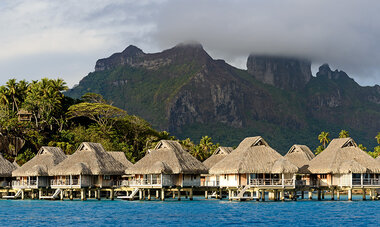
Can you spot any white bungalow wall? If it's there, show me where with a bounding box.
[219,174,239,187]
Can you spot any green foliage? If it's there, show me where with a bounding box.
[358,144,367,151]
[339,130,349,138]
[376,132,380,144]
[318,131,331,148]
[314,145,325,155]
[15,148,35,166]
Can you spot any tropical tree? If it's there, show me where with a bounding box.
[67,102,127,132]
[318,131,331,149]
[376,132,380,145]
[358,144,367,151]
[339,130,349,138]
[6,79,19,112]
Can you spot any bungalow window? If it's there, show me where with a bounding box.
[103,175,111,180]
[320,174,327,179]
[224,175,229,180]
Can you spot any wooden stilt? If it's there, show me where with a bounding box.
[147,189,151,201]
[21,189,25,200]
[189,188,193,201]
[205,190,208,199]
[31,190,35,199]
[261,190,265,201]
[301,191,304,199]
[322,190,325,199]
[39,189,42,199]
[337,190,340,200]
[110,188,114,200]
[161,189,165,201]
[139,189,143,200]
[348,189,352,201]
[362,189,366,200]
[81,188,86,201]
[97,189,101,200]
[70,190,73,200]
[219,188,222,200]
[156,190,159,199]
[60,190,64,200]
[331,189,335,200]
[308,190,312,200]
[228,189,232,200]
[317,190,321,201]
[177,188,181,201]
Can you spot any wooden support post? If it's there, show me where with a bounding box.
[331,189,335,200]
[280,190,284,201]
[337,190,340,200]
[161,189,165,201]
[322,190,325,200]
[228,189,232,200]
[21,189,25,200]
[348,189,352,201]
[39,189,42,199]
[97,189,101,200]
[156,190,159,199]
[261,190,265,201]
[177,188,181,201]
[308,190,313,200]
[31,190,35,200]
[317,190,321,201]
[189,188,193,201]
[205,190,208,199]
[139,189,143,200]
[147,189,151,201]
[362,189,366,201]
[81,188,86,201]
[292,191,297,201]
[289,191,293,200]
[60,190,64,200]
[273,190,278,201]
[110,188,114,200]
[370,189,375,200]
[301,191,304,199]
[70,190,73,200]
[219,188,222,200]
[88,190,91,199]
[185,191,188,199]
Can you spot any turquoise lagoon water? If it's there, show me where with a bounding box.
[0,196,379,226]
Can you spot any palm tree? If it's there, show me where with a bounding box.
[376,132,380,145]
[318,131,331,148]
[339,130,349,138]
[6,79,19,112]
[0,86,9,106]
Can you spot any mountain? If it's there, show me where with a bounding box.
[65,43,380,153]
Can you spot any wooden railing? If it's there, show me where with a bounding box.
[118,179,162,187]
[201,181,220,187]
[50,179,80,186]
[352,178,380,186]
[249,179,294,186]
[12,180,37,188]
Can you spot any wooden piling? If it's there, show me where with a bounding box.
[189,188,193,201]
[348,189,352,201]
[161,189,165,201]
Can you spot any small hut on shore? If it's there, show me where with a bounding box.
[12,147,66,189]
[202,147,233,187]
[209,137,298,188]
[307,138,380,192]
[0,154,17,188]
[124,140,208,188]
[49,142,126,189]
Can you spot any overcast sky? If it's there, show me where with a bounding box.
[1,0,379,87]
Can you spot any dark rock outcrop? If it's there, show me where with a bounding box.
[247,55,312,90]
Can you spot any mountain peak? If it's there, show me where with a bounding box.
[95,45,145,71]
[121,45,144,56]
[316,64,351,81]
[246,55,312,90]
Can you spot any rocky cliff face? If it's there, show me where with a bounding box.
[247,55,312,90]
[66,44,380,152]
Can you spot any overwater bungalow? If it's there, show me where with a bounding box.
[48,142,126,200]
[201,147,233,198]
[122,140,208,200]
[108,151,133,169]
[12,147,66,190]
[307,137,380,200]
[209,136,298,200]
[285,145,315,187]
[0,153,17,188]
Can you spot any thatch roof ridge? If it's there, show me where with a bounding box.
[209,136,296,174]
[12,146,66,177]
[125,140,207,175]
[285,144,315,169]
[307,137,380,174]
[271,158,298,174]
[49,142,126,176]
[107,151,133,169]
[203,146,233,169]
[0,153,17,177]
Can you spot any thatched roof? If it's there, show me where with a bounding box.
[49,142,126,176]
[203,147,233,169]
[0,153,17,177]
[307,138,380,174]
[108,152,133,169]
[376,156,380,162]
[285,144,315,173]
[12,147,66,177]
[125,140,208,175]
[13,160,20,168]
[209,137,298,174]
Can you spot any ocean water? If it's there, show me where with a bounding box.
[0,196,379,226]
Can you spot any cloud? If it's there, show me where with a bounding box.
[0,0,379,87]
[153,0,380,85]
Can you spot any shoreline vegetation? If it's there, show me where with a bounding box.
[0,78,379,165]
